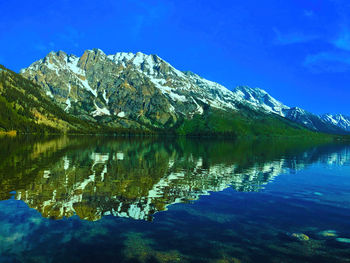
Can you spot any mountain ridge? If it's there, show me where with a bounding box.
[0,48,344,136]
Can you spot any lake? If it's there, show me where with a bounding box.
[0,136,349,263]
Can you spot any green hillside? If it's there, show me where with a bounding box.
[0,65,137,134]
[176,105,331,139]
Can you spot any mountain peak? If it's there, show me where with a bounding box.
[81,48,107,59]
[233,85,289,116]
[107,51,162,67]
[44,50,69,60]
[84,48,106,56]
[235,85,267,95]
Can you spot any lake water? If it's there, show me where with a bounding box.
[0,136,349,263]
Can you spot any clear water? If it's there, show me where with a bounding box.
[0,136,349,263]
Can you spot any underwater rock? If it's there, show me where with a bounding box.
[291,233,310,241]
[336,238,350,243]
[318,230,337,238]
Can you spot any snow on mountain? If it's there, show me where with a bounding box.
[20,49,349,134]
[321,114,350,132]
[233,86,290,116]
[108,51,238,111]
[18,50,289,118]
[21,50,242,127]
[284,107,320,130]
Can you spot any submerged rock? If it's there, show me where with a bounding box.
[336,238,350,243]
[319,230,337,238]
[291,233,310,241]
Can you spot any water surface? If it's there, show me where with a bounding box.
[0,136,349,262]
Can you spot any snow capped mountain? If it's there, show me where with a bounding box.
[107,51,239,111]
[19,49,278,118]
[233,86,290,116]
[21,50,100,101]
[231,86,348,133]
[20,49,242,129]
[321,114,350,132]
[20,49,349,134]
[231,87,347,133]
[284,107,319,130]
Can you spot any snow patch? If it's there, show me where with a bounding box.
[46,90,54,98]
[63,156,70,170]
[65,98,71,112]
[43,170,50,179]
[67,56,85,75]
[45,59,60,75]
[117,152,124,160]
[117,111,126,118]
[102,90,109,104]
[64,84,72,112]
[78,78,97,97]
[132,52,145,66]
[92,101,111,117]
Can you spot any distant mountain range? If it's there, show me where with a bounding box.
[233,86,350,133]
[0,48,348,136]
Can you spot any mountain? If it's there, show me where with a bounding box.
[284,107,348,134]
[20,49,239,129]
[17,49,348,136]
[0,65,107,134]
[232,86,348,134]
[321,114,350,132]
[233,86,289,116]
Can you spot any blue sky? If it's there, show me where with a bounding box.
[0,0,349,114]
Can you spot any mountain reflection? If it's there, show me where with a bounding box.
[0,136,349,221]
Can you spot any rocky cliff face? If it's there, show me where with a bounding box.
[21,49,240,129]
[20,49,349,134]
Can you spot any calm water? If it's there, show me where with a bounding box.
[0,136,349,263]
